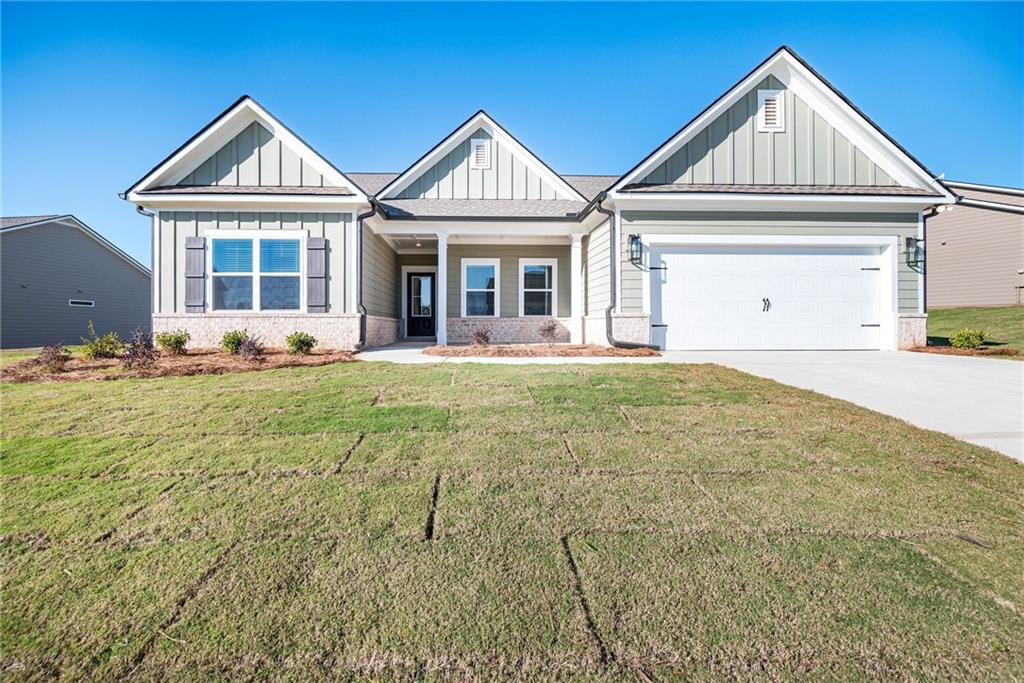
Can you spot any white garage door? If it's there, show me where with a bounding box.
[649,244,883,350]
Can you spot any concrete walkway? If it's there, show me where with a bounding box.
[358,343,1024,461]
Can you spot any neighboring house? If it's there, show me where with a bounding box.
[122,46,954,351]
[1,215,151,348]
[925,181,1024,309]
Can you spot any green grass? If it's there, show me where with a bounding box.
[928,305,1024,356]
[2,361,1023,680]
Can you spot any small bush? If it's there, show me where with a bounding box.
[122,328,160,370]
[221,329,248,354]
[37,343,71,372]
[538,320,558,343]
[950,328,986,350]
[470,328,491,346]
[155,329,190,355]
[80,321,123,360]
[238,335,266,363]
[285,331,317,355]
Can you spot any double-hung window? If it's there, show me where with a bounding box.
[210,232,303,311]
[519,258,557,317]
[461,258,500,317]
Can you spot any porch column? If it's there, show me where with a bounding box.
[570,234,583,344]
[436,232,448,345]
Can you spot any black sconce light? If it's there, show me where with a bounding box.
[905,237,924,272]
[628,234,642,266]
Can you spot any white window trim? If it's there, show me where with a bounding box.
[469,138,492,171]
[518,257,558,317]
[205,229,307,313]
[756,89,785,133]
[460,257,500,318]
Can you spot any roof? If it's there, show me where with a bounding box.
[347,173,398,196]
[620,184,942,197]
[377,198,585,220]
[140,185,356,196]
[945,180,1024,199]
[345,173,615,203]
[0,214,150,275]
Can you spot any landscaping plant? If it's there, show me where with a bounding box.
[238,335,266,363]
[121,328,160,370]
[950,327,986,350]
[80,321,123,360]
[470,328,491,346]
[538,320,558,343]
[220,329,249,354]
[155,330,190,355]
[36,343,71,372]
[285,331,317,355]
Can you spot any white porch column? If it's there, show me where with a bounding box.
[570,234,583,344]
[436,232,448,345]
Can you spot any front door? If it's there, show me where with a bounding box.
[406,272,436,338]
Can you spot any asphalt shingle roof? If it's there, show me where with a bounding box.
[378,198,586,219]
[619,183,941,196]
[141,185,356,196]
[1,215,62,230]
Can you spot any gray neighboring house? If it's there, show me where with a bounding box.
[925,182,1024,309]
[1,215,151,348]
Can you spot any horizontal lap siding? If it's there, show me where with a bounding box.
[157,211,350,314]
[584,219,611,316]
[446,245,571,318]
[362,225,399,318]
[619,211,921,313]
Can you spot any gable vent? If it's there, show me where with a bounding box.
[757,89,785,133]
[470,138,492,170]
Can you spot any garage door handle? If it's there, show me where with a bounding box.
[762,297,771,312]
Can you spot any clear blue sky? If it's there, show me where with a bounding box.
[3,1,1022,266]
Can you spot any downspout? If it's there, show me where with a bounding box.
[594,194,659,350]
[353,201,379,352]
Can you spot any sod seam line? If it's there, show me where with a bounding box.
[691,474,743,526]
[617,405,642,432]
[560,535,610,666]
[331,433,366,475]
[898,538,1019,614]
[94,478,180,544]
[562,436,582,474]
[424,472,442,541]
[371,387,385,406]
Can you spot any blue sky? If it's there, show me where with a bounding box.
[2,1,1022,266]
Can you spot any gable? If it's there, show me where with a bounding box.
[639,76,897,187]
[177,121,334,188]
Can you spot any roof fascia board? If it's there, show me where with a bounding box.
[377,111,585,201]
[945,180,1024,198]
[131,197,369,212]
[2,215,151,276]
[608,192,944,213]
[366,219,587,236]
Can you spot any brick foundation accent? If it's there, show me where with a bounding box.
[153,313,360,350]
[446,317,571,344]
[366,316,400,348]
[897,313,927,350]
[583,314,651,346]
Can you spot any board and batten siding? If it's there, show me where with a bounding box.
[619,211,922,313]
[641,77,897,187]
[584,219,611,316]
[177,122,334,188]
[397,129,572,201]
[362,225,400,318]
[156,211,351,314]
[446,245,571,318]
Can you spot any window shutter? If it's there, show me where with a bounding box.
[184,236,206,313]
[307,237,327,313]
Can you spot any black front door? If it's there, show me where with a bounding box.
[406,272,436,337]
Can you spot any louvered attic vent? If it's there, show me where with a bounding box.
[470,138,491,170]
[757,89,785,133]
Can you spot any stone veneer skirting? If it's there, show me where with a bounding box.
[153,313,364,350]
[583,314,652,347]
[896,313,927,350]
[446,317,572,344]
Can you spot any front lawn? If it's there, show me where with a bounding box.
[928,305,1024,357]
[2,362,1022,680]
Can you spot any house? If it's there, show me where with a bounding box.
[122,46,954,351]
[1,215,151,348]
[925,181,1024,309]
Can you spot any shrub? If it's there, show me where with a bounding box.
[538,320,558,343]
[238,335,266,363]
[80,321,123,360]
[221,329,248,354]
[470,328,491,346]
[122,328,160,370]
[37,343,71,372]
[950,328,986,350]
[285,331,317,355]
[155,329,190,355]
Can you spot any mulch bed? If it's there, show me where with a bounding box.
[422,343,660,358]
[0,348,356,383]
[910,345,1019,358]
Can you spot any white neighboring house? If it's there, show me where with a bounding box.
[122,46,954,351]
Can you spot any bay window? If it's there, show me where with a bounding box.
[209,232,303,311]
[519,258,557,317]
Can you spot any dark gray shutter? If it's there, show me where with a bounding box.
[307,237,327,312]
[184,236,206,313]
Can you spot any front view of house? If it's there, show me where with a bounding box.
[123,47,953,351]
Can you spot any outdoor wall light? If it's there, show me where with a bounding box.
[628,234,642,266]
[905,237,925,272]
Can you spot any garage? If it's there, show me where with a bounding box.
[646,237,895,351]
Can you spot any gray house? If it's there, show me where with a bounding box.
[123,46,955,351]
[1,215,151,348]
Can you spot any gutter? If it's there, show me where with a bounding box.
[353,201,379,351]
[594,194,659,350]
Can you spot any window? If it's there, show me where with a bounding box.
[519,258,557,317]
[469,138,491,171]
[68,299,95,307]
[209,232,303,311]
[756,89,784,133]
[461,258,500,317]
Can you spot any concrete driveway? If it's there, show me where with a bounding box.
[663,350,1024,462]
